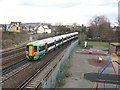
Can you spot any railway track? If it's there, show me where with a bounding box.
[2,51,25,68]
[2,58,28,75]
[1,59,32,84]
[1,35,55,58]
[1,46,25,58]
[2,39,77,89]
[16,41,71,89]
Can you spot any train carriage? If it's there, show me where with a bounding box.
[26,32,78,60]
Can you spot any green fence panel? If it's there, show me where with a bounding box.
[44,40,79,88]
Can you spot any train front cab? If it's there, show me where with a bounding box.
[26,44,38,60]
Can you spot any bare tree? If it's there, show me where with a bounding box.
[27,25,34,33]
[2,24,7,32]
[34,26,38,34]
[78,32,86,47]
[88,16,113,41]
[114,18,120,42]
[56,26,67,35]
[72,22,78,26]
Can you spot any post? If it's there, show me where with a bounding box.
[29,32,32,41]
[84,40,88,48]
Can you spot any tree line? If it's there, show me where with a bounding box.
[86,16,120,42]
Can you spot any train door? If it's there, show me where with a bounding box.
[62,37,63,44]
[45,43,48,53]
[54,40,56,48]
[29,45,34,56]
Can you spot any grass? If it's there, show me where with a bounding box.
[55,59,71,87]
[88,41,109,47]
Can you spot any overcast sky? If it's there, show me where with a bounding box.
[0,0,119,26]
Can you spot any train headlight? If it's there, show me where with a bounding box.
[34,53,37,56]
[26,51,28,55]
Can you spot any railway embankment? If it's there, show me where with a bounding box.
[1,33,55,52]
[2,40,71,89]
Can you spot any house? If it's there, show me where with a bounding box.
[112,26,120,32]
[8,22,22,32]
[49,25,59,33]
[35,24,51,33]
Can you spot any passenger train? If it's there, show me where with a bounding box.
[26,32,78,60]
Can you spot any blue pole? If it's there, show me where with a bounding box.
[98,57,110,73]
[96,82,98,89]
[98,61,111,78]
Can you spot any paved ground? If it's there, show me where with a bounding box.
[61,46,119,88]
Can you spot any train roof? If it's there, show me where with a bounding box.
[27,32,78,45]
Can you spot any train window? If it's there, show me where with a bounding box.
[17,27,18,30]
[59,39,62,43]
[63,37,67,40]
[56,40,59,44]
[63,38,65,40]
[39,46,45,51]
[39,46,40,52]
[62,38,63,42]
[26,46,29,51]
[34,46,37,52]
[71,35,74,37]
[48,42,54,47]
[57,39,62,44]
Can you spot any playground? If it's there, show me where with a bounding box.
[60,45,120,89]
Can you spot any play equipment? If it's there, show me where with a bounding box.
[111,53,120,65]
[92,53,119,90]
[84,50,98,54]
[97,55,103,63]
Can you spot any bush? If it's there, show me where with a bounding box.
[20,30,27,34]
[2,33,28,49]
[55,60,71,87]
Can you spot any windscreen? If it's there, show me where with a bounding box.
[26,45,29,51]
[34,46,37,52]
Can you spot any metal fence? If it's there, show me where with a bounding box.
[42,40,79,88]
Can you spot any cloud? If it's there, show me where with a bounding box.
[0,0,119,26]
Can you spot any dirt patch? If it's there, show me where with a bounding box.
[88,59,112,67]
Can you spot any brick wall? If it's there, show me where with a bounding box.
[109,44,116,54]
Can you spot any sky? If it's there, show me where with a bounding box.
[0,0,119,26]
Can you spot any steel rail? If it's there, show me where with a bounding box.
[1,46,25,58]
[15,42,70,90]
[2,58,27,75]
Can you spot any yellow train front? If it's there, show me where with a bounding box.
[26,42,39,60]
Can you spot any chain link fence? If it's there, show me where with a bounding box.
[42,40,79,88]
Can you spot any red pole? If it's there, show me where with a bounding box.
[111,62,120,81]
